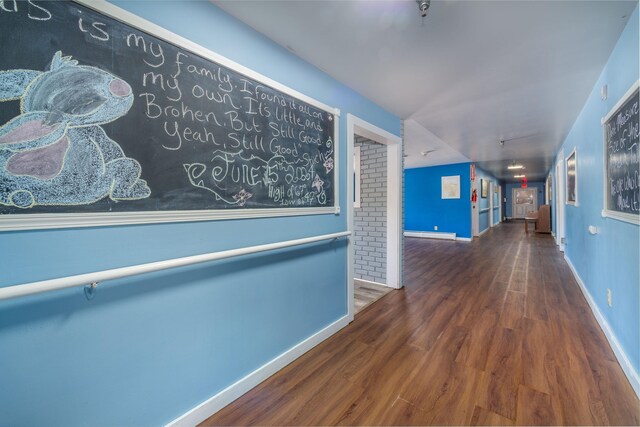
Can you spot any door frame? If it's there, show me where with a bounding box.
[555,150,566,251]
[512,187,538,219]
[346,114,402,323]
[472,179,480,237]
[498,185,503,223]
[489,181,494,227]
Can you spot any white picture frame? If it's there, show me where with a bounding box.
[441,175,461,199]
[601,79,639,224]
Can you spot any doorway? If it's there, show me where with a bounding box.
[472,179,480,237]
[512,188,538,218]
[347,114,402,322]
[498,185,503,223]
[489,182,494,227]
[555,152,565,252]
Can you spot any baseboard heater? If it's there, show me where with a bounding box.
[404,231,457,241]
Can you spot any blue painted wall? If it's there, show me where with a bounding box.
[404,163,472,238]
[553,5,639,374]
[404,163,501,238]
[0,2,400,426]
[505,182,546,218]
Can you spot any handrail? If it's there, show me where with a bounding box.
[0,231,351,302]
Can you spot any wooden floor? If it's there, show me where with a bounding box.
[354,279,394,315]
[202,223,639,426]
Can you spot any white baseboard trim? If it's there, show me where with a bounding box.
[354,277,392,289]
[478,227,489,236]
[404,231,456,241]
[456,237,472,242]
[564,255,640,398]
[166,314,351,427]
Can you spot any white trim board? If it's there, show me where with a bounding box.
[478,227,490,236]
[404,231,456,241]
[0,207,338,232]
[354,277,393,289]
[353,146,361,209]
[564,255,640,398]
[403,231,472,242]
[166,314,350,426]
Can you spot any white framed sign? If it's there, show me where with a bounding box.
[441,175,460,199]
[601,80,639,224]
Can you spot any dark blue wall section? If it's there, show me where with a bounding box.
[405,163,471,238]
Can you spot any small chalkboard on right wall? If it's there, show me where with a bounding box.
[602,80,639,224]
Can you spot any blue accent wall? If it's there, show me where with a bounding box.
[0,2,400,426]
[505,182,546,218]
[553,5,639,374]
[405,163,471,238]
[404,164,502,238]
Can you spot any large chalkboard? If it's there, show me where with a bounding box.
[603,82,639,223]
[0,1,337,229]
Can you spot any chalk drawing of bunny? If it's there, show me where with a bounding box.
[0,51,150,209]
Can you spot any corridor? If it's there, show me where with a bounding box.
[204,223,639,425]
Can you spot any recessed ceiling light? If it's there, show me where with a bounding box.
[507,164,524,170]
[514,174,526,178]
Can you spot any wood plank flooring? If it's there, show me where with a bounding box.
[202,223,639,426]
[354,280,394,315]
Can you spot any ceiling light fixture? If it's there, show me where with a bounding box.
[514,174,526,178]
[507,163,524,170]
[416,0,430,19]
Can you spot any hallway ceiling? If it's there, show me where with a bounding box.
[213,0,636,182]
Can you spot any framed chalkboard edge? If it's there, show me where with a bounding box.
[0,206,338,232]
[601,80,640,225]
[601,80,639,126]
[0,1,343,232]
[601,208,640,225]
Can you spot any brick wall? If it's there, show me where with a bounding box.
[354,136,387,284]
